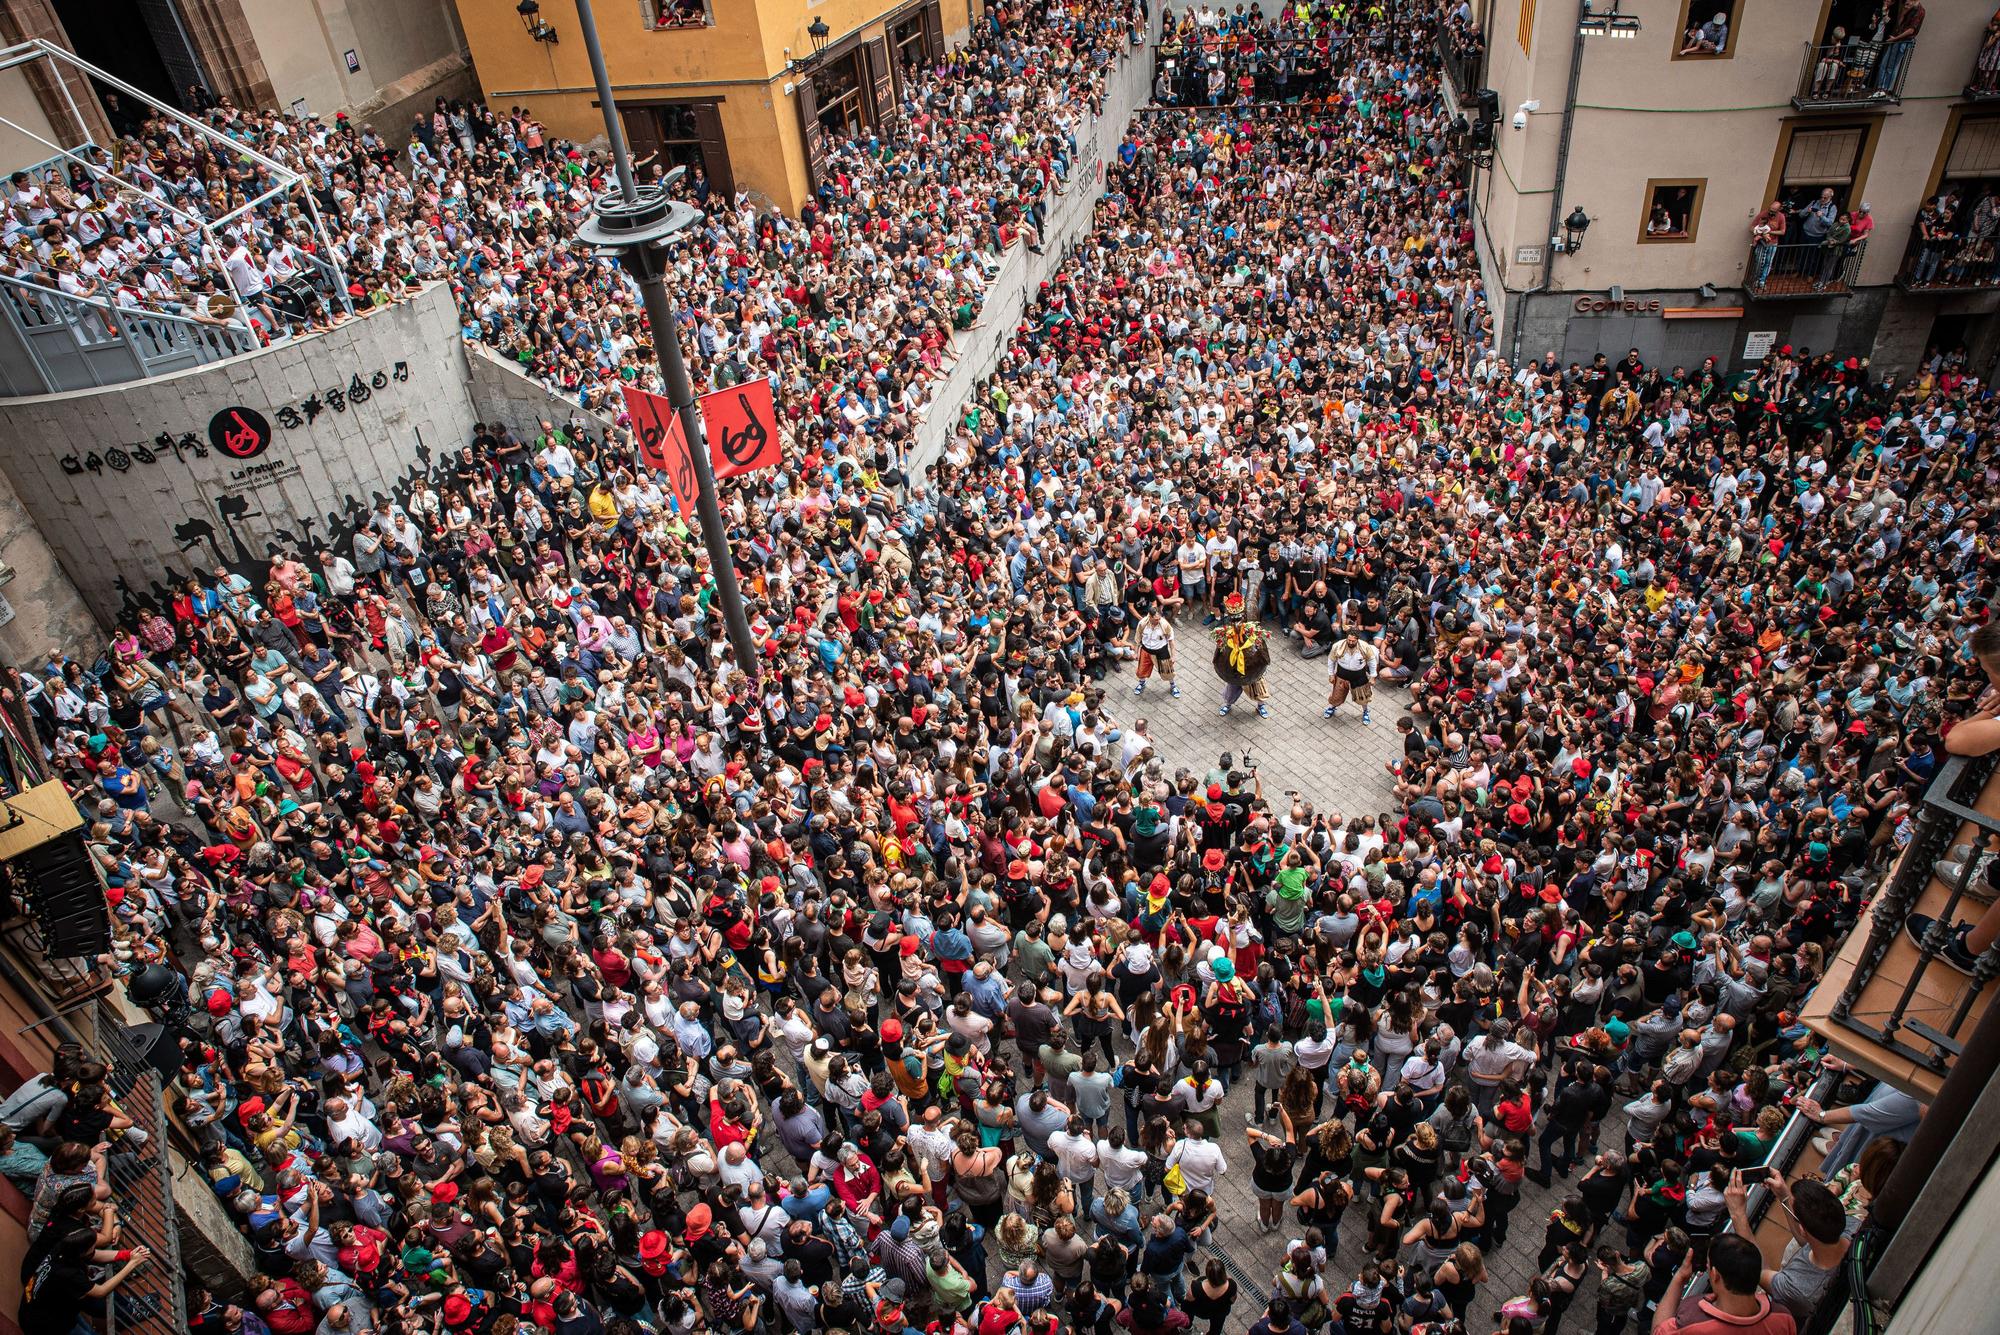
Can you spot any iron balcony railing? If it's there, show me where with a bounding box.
[91,1000,186,1335]
[1436,30,1484,101]
[1895,222,2000,293]
[1831,753,2000,1075]
[1748,237,1865,298]
[1794,38,1911,110]
[0,270,259,396]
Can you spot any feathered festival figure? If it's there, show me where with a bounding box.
[1211,593,1271,718]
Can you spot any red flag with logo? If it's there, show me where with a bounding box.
[698,378,782,480]
[621,385,699,516]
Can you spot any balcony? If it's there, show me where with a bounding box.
[1895,223,2000,294]
[1747,238,1865,299]
[1967,32,2000,100]
[1803,754,2000,1102]
[1436,29,1484,104]
[1792,39,1910,111]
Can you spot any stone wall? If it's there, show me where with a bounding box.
[464,342,615,438]
[906,27,1158,477]
[0,281,475,633]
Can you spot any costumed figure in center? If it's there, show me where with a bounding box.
[1212,593,1271,719]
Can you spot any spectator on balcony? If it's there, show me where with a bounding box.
[1678,11,1728,55]
[1750,200,1788,287]
[1878,0,1923,94]
[1910,198,1953,286]
[1976,10,2000,95]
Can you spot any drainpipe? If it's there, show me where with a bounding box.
[1508,0,1587,366]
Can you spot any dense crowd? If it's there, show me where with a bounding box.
[7,5,2000,1335]
[2,0,1148,437]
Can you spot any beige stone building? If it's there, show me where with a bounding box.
[1449,0,2000,376]
[0,0,470,155]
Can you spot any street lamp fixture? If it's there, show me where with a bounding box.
[1577,0,1640,37]
[518,0,560,43]
[1560,206,1591,254]
[809,17,831,51]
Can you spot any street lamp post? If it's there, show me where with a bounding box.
[568,0,761,678]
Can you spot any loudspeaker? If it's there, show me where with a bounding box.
[1470,118,1495,150]
[112,1021,192,1094]
[10,833,109,958]
[1474,88,1499,125]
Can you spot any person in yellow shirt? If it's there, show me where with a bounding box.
[587,478,620,533]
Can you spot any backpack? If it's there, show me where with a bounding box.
[1256,979,1288,1031]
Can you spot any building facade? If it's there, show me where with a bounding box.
[452,0,974,212]
[1451,0,2000,378]
[0,0,470,143]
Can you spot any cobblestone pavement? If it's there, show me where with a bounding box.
[1106,620,1404,823]
[1078,622,1624,1331]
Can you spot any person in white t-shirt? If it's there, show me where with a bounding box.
[1135,609,1178,697]
[1326,631,1380,723]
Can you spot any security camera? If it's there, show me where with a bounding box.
[1512,99,1540,130]
[1512,110,1527,130]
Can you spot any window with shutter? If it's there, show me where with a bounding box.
[924,0,945,60]
[1782,127,1866,187]
[1944,118,2000,179]
[692,102,735,201]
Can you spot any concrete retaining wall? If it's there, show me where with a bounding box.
[907,28,1158,477]
[0,282,475,633]
[465,342,616,437]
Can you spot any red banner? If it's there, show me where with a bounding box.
[621,385,699,516]
[698,378,782,480]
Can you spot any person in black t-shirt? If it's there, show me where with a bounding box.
[19,1225,152,1335]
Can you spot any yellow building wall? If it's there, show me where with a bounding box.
[456,0,977,216]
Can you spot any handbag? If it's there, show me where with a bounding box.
[1162,1162,1189,1197]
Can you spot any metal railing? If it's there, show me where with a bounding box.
[1794,38,1911,108]
[1675,1068,1842,1310]
[0,270,259,395]
[1747,238,1865,298]
[1437,30,1483,100]
[1831,753,2000,1074]
[1895,223,2000,293]
[91,1000,186,1335]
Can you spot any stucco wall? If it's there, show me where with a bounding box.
[240,0,466,118]
[0,282,476,630]
[0,66,63,173]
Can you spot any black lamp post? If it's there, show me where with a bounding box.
[1561,205,1592,255]
[568,0,762,677]
[809,17,831,52]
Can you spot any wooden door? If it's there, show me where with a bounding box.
[868,37,898,130]
[795,78,827,194]
[620,107,666,173]
[924,0,945,59]
[692,101,736,203]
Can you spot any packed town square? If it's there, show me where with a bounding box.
[4,2,1998,1335]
